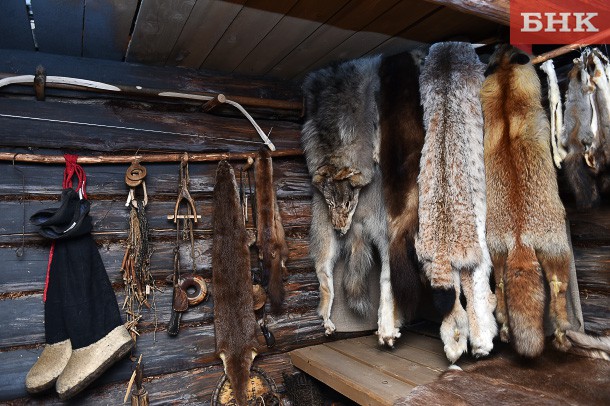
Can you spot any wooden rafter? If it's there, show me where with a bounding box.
[421,0,509,26]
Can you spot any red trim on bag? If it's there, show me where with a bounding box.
[43,241,55,302]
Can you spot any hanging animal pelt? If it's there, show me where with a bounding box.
[540,60,568,168]
[482,45,572,357]
[254,148,289,314]
[587,49,610,173]
[302,56,400,346]
[417,42,496,362]
[212,161,258,406]
[378,51,425,322]
[563,57,600,209]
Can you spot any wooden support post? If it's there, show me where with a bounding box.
[34,66,46,101]
[202,93,226,112]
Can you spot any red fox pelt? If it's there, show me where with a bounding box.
[254,148,289,314]
[482,45,572,357]
[212,161,258,406]
[379,51,424,323]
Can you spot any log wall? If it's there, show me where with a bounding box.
[0,50,607,405]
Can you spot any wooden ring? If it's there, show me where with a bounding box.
[125,162,147,187]
[179,274,207,306]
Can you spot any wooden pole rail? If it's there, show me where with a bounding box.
[0,149,304,165]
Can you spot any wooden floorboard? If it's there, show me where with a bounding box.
[289,332,460,406]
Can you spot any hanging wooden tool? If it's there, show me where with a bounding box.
[167,154,207,337]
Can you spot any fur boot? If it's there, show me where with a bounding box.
[303,56,400,346]
[379,51,425,322]
[417,42,496,361]
[212,161,259,406]
[482,45,572,357]
[254,148,289,314]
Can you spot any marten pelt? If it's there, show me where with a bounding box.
[212,161,258,405]
[379,51,424,322]
[255,148,289,314]
[482,45,572,357]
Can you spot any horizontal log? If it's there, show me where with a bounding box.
[567,204,610,244]
[0,98,301,153]
[580,292,610,335]
[0,156,311,198]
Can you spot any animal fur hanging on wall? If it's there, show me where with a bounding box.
[587,49,610,174]
[563,56,600,209]
[212,161,259,406]
[482,45,572,357]
[417,42,497,363]
[540,60,568,168]
[378,51,425,322]
[302,56,400,346]
[254,148,289,314]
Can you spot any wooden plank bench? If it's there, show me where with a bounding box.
[289,332,471,406]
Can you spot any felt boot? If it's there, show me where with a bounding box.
[56,325,133,400]
[25,339,72,394]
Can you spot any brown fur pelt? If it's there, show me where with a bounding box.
[417,42,497,362]
[255,148,289,314]
[395,344,610,405]
[587,49,610,175]
[482,45,572,358]
[212,161,259,406]
[563,57,600,209]
[379,51,425,323]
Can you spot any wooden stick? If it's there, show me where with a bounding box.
[202,93,226,112]
[0,149,303,164]
[421,0,509,25]
[532,43,588,65]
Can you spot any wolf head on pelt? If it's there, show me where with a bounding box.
[302,56,381,235]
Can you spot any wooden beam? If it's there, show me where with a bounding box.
[421,0,509,26]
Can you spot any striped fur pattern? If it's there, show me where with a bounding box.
[254,148,289,314]
[417,42,496,362]
[302,56,400,346]
[482,45,572,357]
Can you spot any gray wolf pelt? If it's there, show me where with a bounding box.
[255,148,289,314]
[417,42,497,362]
[482,44,572,357]
[379,51,425,323]
[302,56,400,346]
[212,161,258,405]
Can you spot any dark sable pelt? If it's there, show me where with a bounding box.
[255,148,289,314]
[379,51,424,322]
[212,161,258,406]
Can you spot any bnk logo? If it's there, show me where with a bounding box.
[510,0,610,45]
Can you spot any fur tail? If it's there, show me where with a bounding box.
[268,245,287,313]
[390,234,421,322]
[505,244,545,357]
[567,330,610,360]
[564,151,600,209]
[343,227,373,316]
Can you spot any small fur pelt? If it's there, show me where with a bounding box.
[540,60,568,168]
[255,148,289,314]
[379,51,425,322]
[563,57,600,209]
[482,45,572,357]
[212,161,258,406]
[417,42,496,362]
[587,49,610,173]
[302,56,400,346]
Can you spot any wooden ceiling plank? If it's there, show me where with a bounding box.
[82,0,139,60]
[125,0,197,65]
[398,6,499,44]
[166,0,247,68]
[301,0,437,76]
[32,0,85,57]
[421,0,509,26]
[200,0,299,73]
[0,0,35,51]
[233,0,351,76]
[267,0,400,79]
